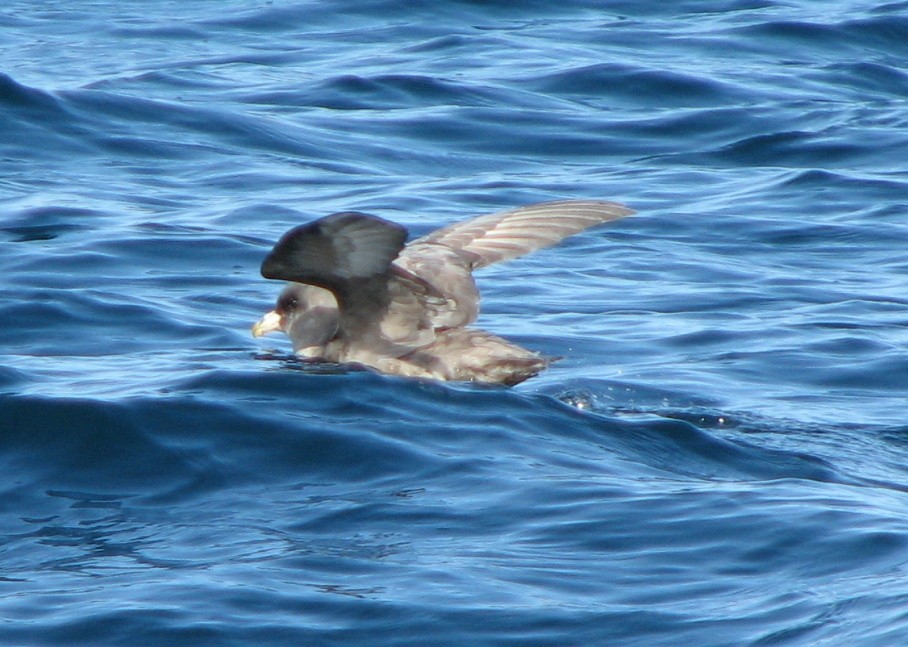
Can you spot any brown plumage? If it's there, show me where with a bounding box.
[252,199,633,385]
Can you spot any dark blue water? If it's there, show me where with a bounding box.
[3,2,908,644]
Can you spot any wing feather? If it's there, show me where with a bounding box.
[412,199,633,269]
[260,211,407,316]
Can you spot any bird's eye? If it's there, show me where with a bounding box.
[277,294,300,311]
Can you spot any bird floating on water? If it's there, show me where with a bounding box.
[252,199,633,385]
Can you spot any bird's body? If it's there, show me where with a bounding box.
[253,199,633,385]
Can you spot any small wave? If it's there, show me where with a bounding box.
[535,63,743,107]
[0,73,62,111]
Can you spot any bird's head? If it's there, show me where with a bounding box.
[252,283,340,355]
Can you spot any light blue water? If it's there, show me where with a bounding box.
[2,2,908,644]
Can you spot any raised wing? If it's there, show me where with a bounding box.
[411,199,634,270]
[261,211,439,352]
[261,210,412,333]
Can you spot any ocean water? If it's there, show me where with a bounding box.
[2,1,908,644]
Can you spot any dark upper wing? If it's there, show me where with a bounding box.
[261,211,438,351]
[261,211,408,293]
[411,199,634,270]
[261,211,409,323]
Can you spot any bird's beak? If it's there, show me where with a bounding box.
[251,310,283,337]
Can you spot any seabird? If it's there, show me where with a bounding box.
[252,199,633,385]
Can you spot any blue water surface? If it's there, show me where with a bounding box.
[2,1,908,645]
